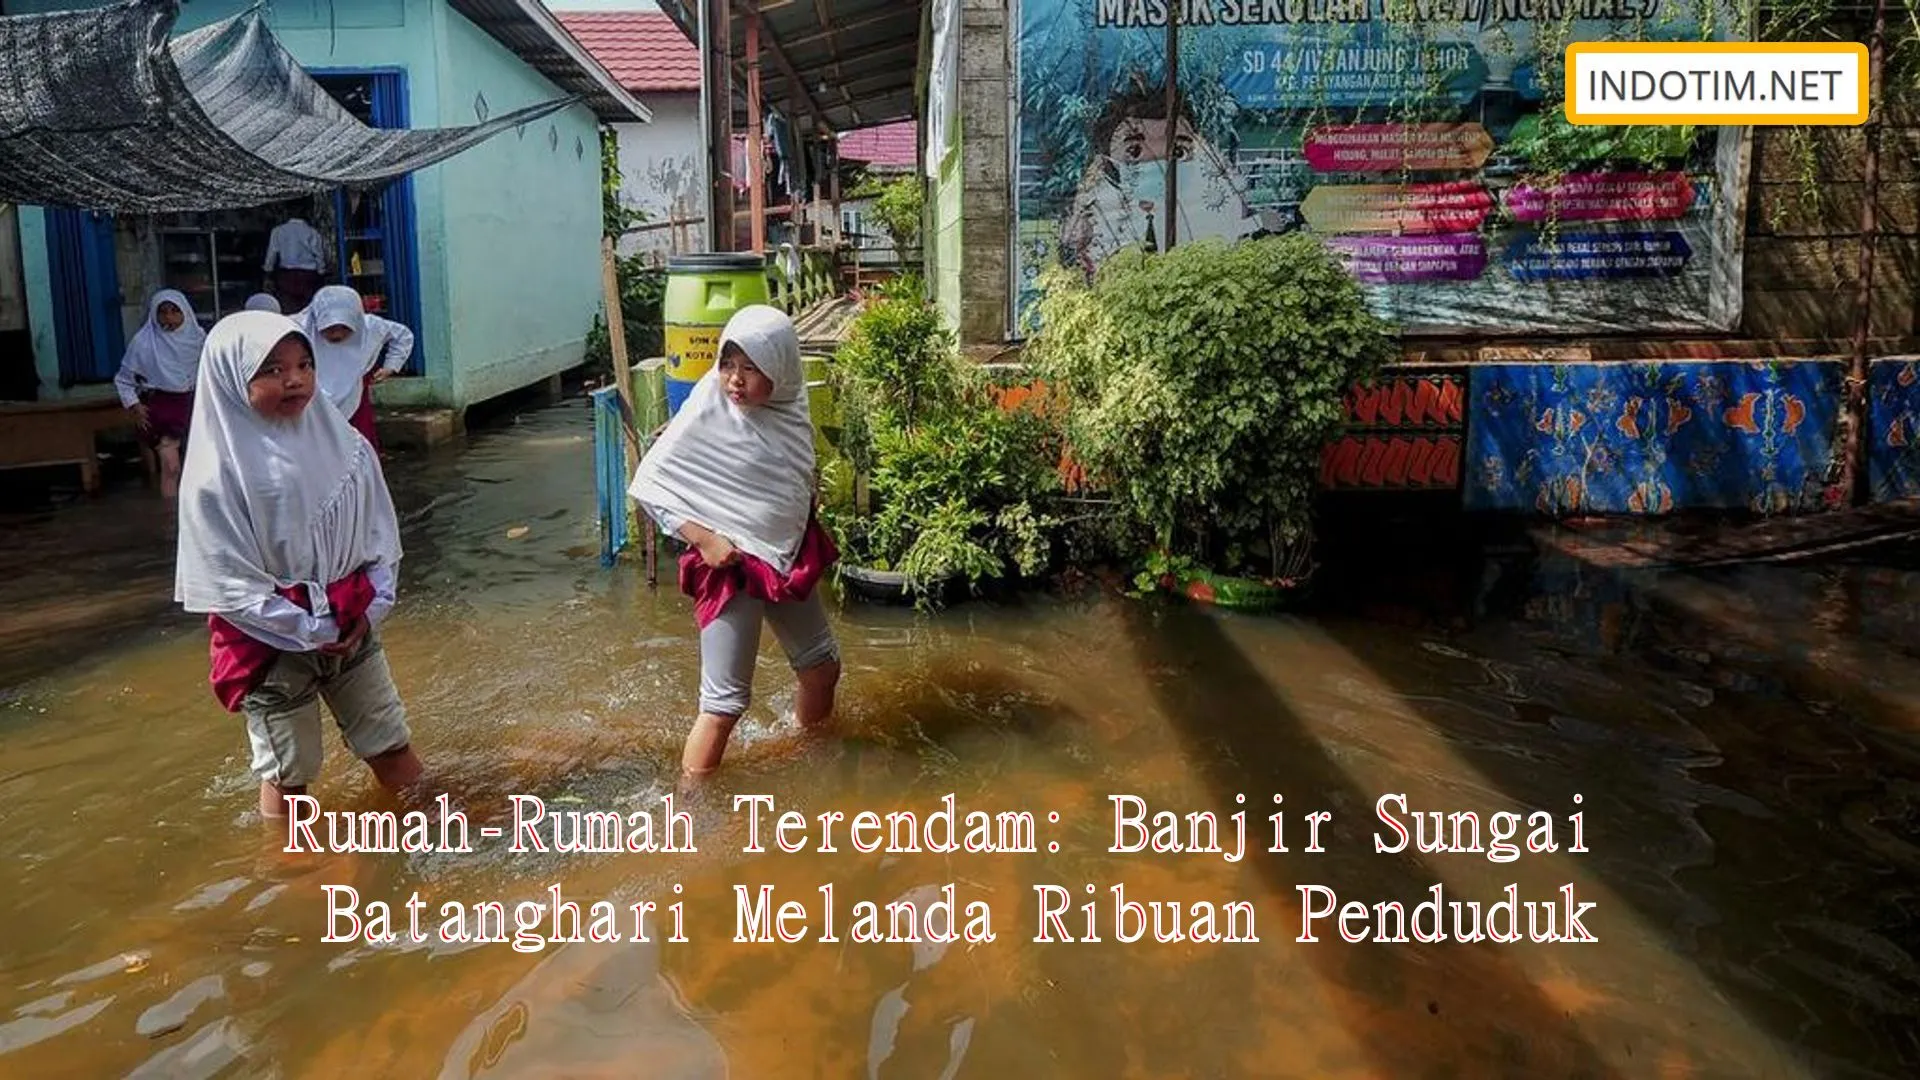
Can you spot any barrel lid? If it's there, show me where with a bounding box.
[666,253,766,272]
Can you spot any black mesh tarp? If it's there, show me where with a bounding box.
[0,0,575,212]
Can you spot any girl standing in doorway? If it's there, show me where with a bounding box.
[113,289,207,500]
[300,285,416,451]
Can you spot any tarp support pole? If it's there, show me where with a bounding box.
[701,0,735,251]
[747,11,765,254]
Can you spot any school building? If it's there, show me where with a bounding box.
[0,0,647,420]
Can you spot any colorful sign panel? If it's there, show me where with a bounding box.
[1012,1,1747,337]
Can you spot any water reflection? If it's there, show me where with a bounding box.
[0,399,1915,1076]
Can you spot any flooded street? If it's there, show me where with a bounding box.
[2,397,1917,1078]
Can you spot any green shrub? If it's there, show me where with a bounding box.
[869,175,923,250]
[822,295,1062,600]
[1025,234,1395,579]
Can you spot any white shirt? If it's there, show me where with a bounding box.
[221,561,397,651]
[264,219,328,273]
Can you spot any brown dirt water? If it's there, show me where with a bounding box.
[1,398,1916,1078]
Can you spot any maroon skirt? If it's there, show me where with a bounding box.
[274,268,323,313]
[348,373,381,451]
[142,389,194,447]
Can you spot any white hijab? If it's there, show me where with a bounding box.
[629,305,815,574]
[175,311,403,615]
[123,289,207,393]
[301,285,379,417]
[244,293,282,313]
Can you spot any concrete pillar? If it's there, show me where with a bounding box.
[957,0,1011,349]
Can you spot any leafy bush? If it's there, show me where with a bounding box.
[1025,234,1395,580]
[600,127,645,241]
[822,295,1062,599]
[584,255,666,378]
[868,175,923,250]
[830,291,957,440]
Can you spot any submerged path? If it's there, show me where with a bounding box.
[1,395,1916,1077]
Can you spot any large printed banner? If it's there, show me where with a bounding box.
[1012,1,1748,337]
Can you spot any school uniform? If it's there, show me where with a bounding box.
[264,218,328,312]
[113,289,207,448]
[629,305,840,718]
[300,285,416,451]
[174,312,412,790]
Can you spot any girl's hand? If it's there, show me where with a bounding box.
[129,403,152,434]
[370,368,393,384]
[320,617,369,657]
[697,534,738,569]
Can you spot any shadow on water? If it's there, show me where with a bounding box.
[1307,499,1920,1078]
[1113,594,1623,1080]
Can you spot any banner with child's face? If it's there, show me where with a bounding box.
[1011,0,1746,337]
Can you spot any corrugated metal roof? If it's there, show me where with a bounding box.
[653,0,923,134]
[554,12,701,94]
[446,0,652,122]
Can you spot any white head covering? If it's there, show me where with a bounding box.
[123,289,208,394]
[174,311,403,614]
[300,285,378,418]
[244,293,282,313]
[629,305,815,574]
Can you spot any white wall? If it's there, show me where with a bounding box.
[610,92,704,262]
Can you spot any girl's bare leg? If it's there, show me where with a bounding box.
[260,781,306,819]
[794,659,841,730]
[682,711,741,782]
[158,437,182,499]
[366,744,424,799]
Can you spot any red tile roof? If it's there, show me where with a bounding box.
[838,121,917,170]
[555,11,701,95]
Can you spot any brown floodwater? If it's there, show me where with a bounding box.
[2,398,1917,1078]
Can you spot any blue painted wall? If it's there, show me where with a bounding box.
[13,0,600,412]
[424,7,602,409]
[1464,361,1845,516]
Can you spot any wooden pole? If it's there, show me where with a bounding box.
[829,139,842,246]
[601,237,639,472]
[747,12,766,253]
[1840,0,1886,506]
[1163,0,1180,250]
[704,0,735,251]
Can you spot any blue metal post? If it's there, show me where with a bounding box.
[592,387,630,566]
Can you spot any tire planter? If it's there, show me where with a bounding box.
[1158,564,1309,613]
[837,563,963,607]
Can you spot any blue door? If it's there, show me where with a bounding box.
[46,208,124,386]
[315,69,426,377]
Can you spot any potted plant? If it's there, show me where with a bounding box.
[820,293,1062,607]
[1024,234,1396,612]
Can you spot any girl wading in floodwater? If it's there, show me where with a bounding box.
[175,312,427,819]
[629,305,842,789]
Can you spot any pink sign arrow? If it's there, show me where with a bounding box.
[1505,171,1697,224]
